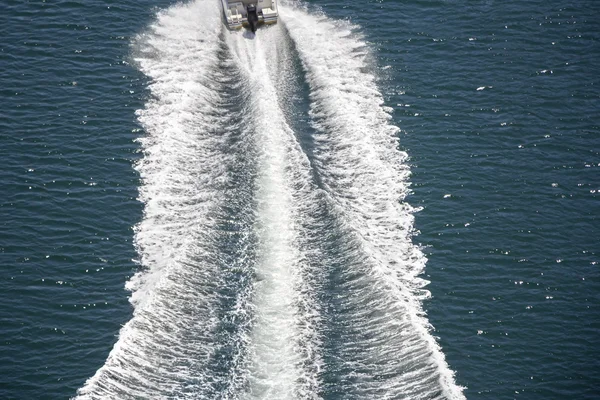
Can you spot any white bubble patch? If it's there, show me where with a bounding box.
[225,26,324,399]
[74,1,231,398]
[75,1,465,398]
[280,4,466,399]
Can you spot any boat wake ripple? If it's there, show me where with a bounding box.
[281,5,465,399]
[75,1,464,399]
[224,27,324,399]
[75,1,240,397]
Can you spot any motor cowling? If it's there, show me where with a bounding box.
[246,4,258,32]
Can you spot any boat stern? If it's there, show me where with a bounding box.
[221,0,278,30]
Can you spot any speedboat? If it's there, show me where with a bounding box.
[221,0,278,32]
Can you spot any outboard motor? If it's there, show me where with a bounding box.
[246,4,259,32]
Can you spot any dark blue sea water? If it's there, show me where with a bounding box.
[1,0,598,399]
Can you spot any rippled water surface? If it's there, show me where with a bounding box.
[1,0,598,399]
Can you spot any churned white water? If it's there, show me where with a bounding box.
[226,27,324,399]
[75,1,228,398]
[281,5,465,399]
[75,1,464,399]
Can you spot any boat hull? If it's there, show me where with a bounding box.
[221,0,278,30]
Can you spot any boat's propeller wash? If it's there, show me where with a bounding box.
[74,1,465,399]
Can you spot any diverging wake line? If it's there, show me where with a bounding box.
[75,1,465,399]
[75,2,236,398]
[281,6,466,400]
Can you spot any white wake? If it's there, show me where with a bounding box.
[281,4,466,400]
[75,1,228,398]
[75,1,465,399]
[225,26,324,399]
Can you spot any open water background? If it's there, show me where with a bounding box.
[1,0,598,399]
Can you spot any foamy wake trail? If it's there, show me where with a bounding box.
[75,1,235,398]
[281,4,466,399]
[225,27,323,399]
[76,0,463,398]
